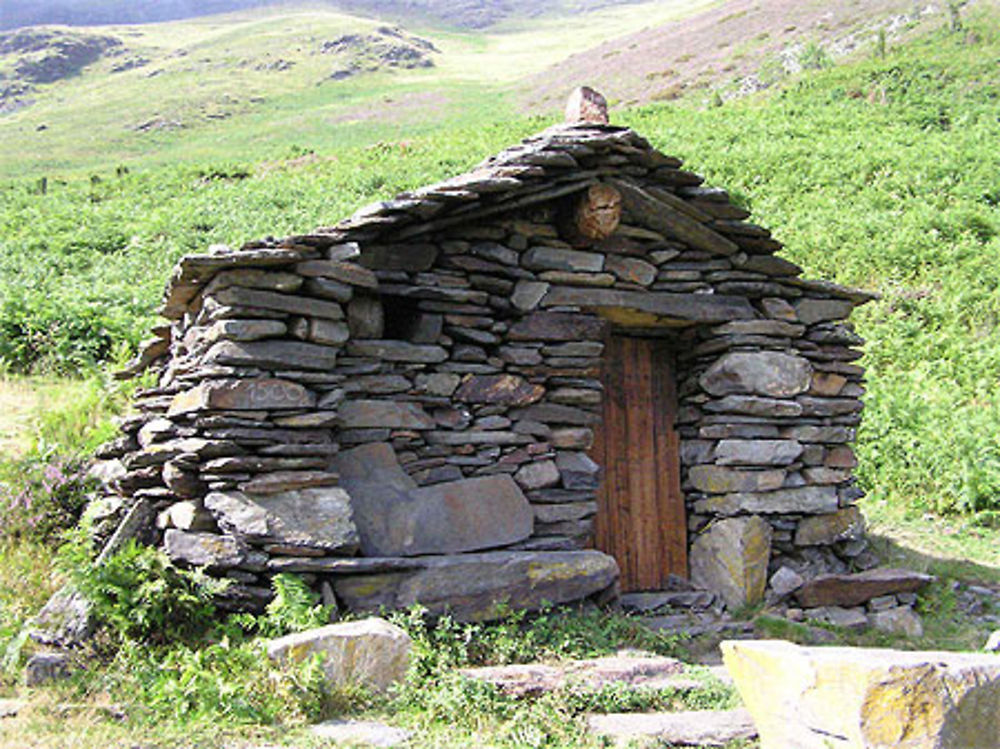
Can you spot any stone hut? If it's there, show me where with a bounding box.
[94,90,875,621]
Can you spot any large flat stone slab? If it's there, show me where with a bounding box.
[267,617,411,693]
[205,488,359,555]
[722,639,1000,748]
[587,708,757,747]
[333,550,619,621]
[795,567,935,608]
[334,443,533,556]
[168,378,314,415]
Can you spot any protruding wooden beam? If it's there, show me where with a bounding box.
[573,183,622,240]
[609,178,740,257]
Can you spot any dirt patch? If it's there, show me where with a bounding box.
[519,0,941,112]
[324,89,450,125]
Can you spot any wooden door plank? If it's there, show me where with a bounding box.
[592,334,687,592]
[651,341,687,580]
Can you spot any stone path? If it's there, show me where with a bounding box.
[588,708,757,747]
[311,719,412,747]
[459,652,703,696]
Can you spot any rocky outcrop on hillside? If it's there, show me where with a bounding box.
[323,26,438,80]
[0,28,121,84]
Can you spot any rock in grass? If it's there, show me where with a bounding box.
[266,617,411,693]
[25,652,72,686]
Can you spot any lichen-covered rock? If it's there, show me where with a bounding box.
[722,639,1000,748]
[267,617,411,693]
[690,516,772,609]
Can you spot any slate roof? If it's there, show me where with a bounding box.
[141,121,876,377]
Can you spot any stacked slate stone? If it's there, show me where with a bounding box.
[91,117,876,620]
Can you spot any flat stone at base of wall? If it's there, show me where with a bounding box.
[795,567,935,608]
[333,550,620,621]
[722,639,1000,749]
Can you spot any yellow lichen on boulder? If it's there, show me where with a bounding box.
[721,639,1000,748]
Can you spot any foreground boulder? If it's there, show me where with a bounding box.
[266,617,411,693]
[722,639,1000,748]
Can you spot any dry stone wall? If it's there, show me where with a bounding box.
[91,121,874,618]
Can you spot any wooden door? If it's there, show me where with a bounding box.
[592,335,687,591]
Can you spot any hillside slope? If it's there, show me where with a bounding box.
[0,1,717,175]
[522,0,952,111]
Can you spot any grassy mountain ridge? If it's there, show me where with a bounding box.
[0,0,645,31]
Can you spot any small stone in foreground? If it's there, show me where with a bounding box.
[266,617,411,693]
[0,699,24,718]
[985,629,1000,652]
[25,652,72,687]
[311,719,412,747]
[586,708,757,747]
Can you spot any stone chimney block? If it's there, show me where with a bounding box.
[565,86,609,125]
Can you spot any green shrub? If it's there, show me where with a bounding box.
[253,573,334,637]
[92,638,332,725]
[60,538,228,645]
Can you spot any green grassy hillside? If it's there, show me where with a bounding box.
[2,4,1000,524]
